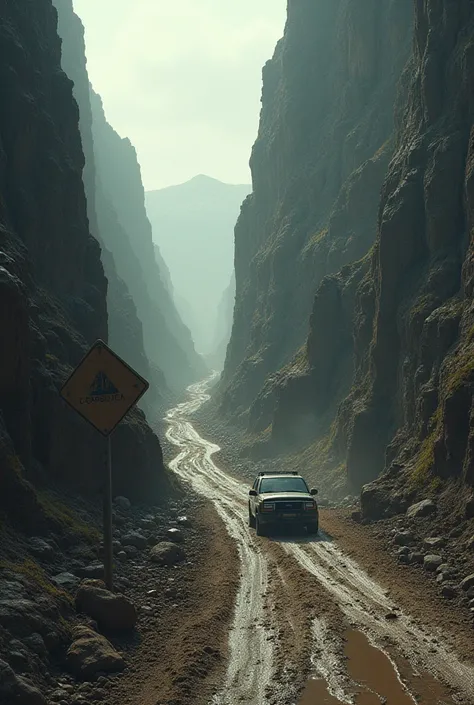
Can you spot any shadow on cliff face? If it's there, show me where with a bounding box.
[216,0,474,521]
[0,0,177,539]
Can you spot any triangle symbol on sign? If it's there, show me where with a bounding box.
[90,371,119,396]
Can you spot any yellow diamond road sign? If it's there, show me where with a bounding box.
[60,339,149,436]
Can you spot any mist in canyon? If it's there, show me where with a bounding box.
[2,2,474,704]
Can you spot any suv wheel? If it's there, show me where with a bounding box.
[248,504,256,529]
[255,515,267,537]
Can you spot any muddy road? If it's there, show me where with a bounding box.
[166,380,474,705]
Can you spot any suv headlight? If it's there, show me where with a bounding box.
[304,501,317,511]
[261,502,276,512]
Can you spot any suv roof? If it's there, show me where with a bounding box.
[257,471,300,477]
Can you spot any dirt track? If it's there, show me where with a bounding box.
[165,379,474,705]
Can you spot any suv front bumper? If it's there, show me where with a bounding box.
[258,512,318,530]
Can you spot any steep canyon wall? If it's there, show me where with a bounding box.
[0,0,171,524]
[220,0,474,511]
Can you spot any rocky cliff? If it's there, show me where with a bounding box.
[345,0,474,517]
[0,0,171,533]
[207,273,236,371]
[219,0,474,515]
[89,94,206,395]
[220,0,413,421]
[53,0,161,412]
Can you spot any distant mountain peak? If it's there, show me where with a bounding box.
[189,173,218,183]
[147,174,251,195]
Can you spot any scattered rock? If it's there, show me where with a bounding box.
[406,499,437,520]
[67,626,125,680]
[396,546,410,556]
[408,552,424,565]
[121,532,147,550]
[393,531,414,546]
[385,612,399,620]
[76,564,105,580]
[116,551,127,562]
[436,563,450,574]
[448,526,464,539]
[29,538,55,561]
[465,495,474,519]
[0,658,46,705]
[124,546,139,558]
[177,516,192,527]
[140,519,155,531]
[423,555,443,572]
[441,584,458,599]
[75,580,137,631]
[24,633,47,658]
[149,542,186,566]
[423,537,445,550]
[114,497,131,511]
[466,535,474,550]
[460,574,474,592]
[351,510,361,522]
[52,573,81,591]
[166,528,184,544]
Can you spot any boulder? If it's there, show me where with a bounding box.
[75,580,137,631]
[423,536,445,549]
[406,499,437,520]
[360,482,389,520]
[408,552,424,565]
[52,573,81,591]
[29,538,55,561]
[393,531,414,546]
[166,528,184,544]
[67,626,125,680]
[424,555,443,572]
[121,532,147,550]
[76,564,105,580]
[0,659,46,705]
[441,584,457,599]
[124,546,139,558]
[114,496,131,511]
[460,574,474,592]
[149,542,186,566]
[23,633,47,658]
[396,546,410,556]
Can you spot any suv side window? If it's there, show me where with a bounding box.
[252,478,259,491]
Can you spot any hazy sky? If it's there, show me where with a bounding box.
[72,0,287,190]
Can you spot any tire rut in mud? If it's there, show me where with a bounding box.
[166,379,474,705]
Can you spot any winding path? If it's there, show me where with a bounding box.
[166,379,474,705]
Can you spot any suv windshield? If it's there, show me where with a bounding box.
[259,477,308,494]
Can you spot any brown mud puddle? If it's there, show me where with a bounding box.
[299,629,455,704]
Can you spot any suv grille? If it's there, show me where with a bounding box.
[275,501,305,513]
